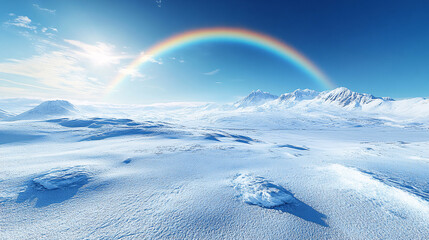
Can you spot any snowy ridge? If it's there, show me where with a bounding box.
[317,87,392,107]
[234,89,278,108]
[0,108,12,119]
[278,89,319,102]
[236,87,394,109]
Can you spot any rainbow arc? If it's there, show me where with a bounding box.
[106,27,334,93]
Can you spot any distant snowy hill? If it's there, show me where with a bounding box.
[0,108,12,119]
[234,90,278,108]
[12,100,77,120]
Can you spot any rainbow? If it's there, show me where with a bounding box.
[106,27,334,93]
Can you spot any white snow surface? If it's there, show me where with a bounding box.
[1,88,429,239]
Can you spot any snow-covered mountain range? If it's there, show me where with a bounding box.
[235,87,395,108]
[1,87,428,125]
[232,87,429,119]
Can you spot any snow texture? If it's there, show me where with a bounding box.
[1,87,429,239]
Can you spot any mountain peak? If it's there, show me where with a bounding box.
[318,87,391,107]
[279,89,319,101]
[234,90,278,108]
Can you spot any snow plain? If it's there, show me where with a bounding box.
[1,88,429,239]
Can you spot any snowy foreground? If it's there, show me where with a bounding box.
[1,88,429,239]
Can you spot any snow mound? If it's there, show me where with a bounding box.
[14,100,76,120]
[234,90,278,108]
[33,166,90,190]
[232,173,294,208]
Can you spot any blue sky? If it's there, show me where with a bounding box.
[1,0,428,103]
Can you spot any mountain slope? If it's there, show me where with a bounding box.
[317,87,393,107]
[13,100,76,120]
[0,108,12,119]
[278,89,319,102]
[234,90,278,108]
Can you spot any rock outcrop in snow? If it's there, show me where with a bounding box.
[13,100,76,120]
[33,166,90,190]
[232,173,295,208]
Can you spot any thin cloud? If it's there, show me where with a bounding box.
[204,69,220,75]
[0,51,98,94]
[0,78,56,91]
[137,51,163,65]
[0,36,142,100]
[5,16,37,30]
[0,22,141,100]
[33,4,56,14]
[169,57,184,63]
[119,67,146,81]
[65,39,133,65]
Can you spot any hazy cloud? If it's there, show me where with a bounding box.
[65,39,132,66]
[0,39,134,99]
[119,67,146,81]
[0,51,97,94]
[33,4,56,14]
[5,16,37,30]
[204,69,220,75]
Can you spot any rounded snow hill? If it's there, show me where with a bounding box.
[12,100,76,120]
